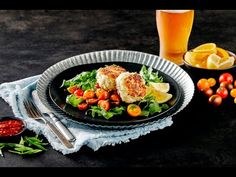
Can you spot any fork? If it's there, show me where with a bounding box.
[23,99,74,149]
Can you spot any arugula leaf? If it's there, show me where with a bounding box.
[61,70,97,90]
[140,65,163,85]
[139,94,169,117]
[87,106,125,120]
[66,94,84,107]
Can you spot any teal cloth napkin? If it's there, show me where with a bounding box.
[0,76,173,155]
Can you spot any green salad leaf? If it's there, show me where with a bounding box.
[61,69,97,90]
[87,106,125,120]
[139,94,169,117]
[66,94,84,107]
[140,65,163,85]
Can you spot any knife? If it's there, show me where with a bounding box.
[32,90,76,142]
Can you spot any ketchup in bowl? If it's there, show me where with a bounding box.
[0,117,26,137]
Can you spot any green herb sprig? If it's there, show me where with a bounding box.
[0,135,48,157]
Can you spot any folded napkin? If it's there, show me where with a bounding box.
[0,75,173,155]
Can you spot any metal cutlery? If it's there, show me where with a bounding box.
[32,91,76,142]
[23,99,74,149]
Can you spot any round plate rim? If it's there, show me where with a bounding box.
[48,61,184,126]
[36,49,195,129]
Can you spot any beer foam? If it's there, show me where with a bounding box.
[160,10,192,13]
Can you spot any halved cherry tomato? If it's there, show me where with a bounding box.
[77,103,88,110]
[208,95,222,106]
[110,94,121,102]
[230,89,236,98]
[127,104,141,117]
[67,85,78,94]
[219,73,233,84]
[203,88,213,97]
[216,87,228,99]
[86,98,98,105]
[197,78,210,91]
[98,100,110,111]
[83,90,95,100]
[74,89,84,97]
[96,89,110,100]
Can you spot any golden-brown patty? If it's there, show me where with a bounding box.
[96,65,126,91]
[116,72,146,103]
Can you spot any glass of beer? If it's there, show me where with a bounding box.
[156,10,194,65]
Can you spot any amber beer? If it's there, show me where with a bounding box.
[156,10,194,65]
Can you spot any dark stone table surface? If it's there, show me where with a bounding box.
[0,10,236,167]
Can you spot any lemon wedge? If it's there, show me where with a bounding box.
[216,47,230,60]
[146,86,173,103]
[207,53,221,69]
[149,82,170,93]
[193,43,217,53]
[152,90,173,103]
[185,51,210,65]
[219,56,235,69]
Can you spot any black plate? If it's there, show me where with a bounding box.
[48,62,184,127]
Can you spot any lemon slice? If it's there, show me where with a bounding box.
[152,90,173,103]
[216,47,229,60]
[149,82,170,93]
[193,43,217,53]
[146,86,172,103]
[207,53,221,69]
[184,51,210,65]
[219,57,235,69]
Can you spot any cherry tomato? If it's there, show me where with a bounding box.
[220,81,228,88]
[127,104,142,117]
[208,95,222,106]
[98,100,110,111]
[83,90,95,100]
[110,94,121,102]
[86,98,98,105]
[96,89,110,100]
[203,88,213,97]
[234,98,236,104]
[220,81,233,90]
[197,78,210,91]
[74,89,84,97]
[207,78,216,87]
[219,73,233,84]
[234,80,236,88]
[77,103,88,110]
[95,83,101,89]
[227,84,234,90]
[216,87,228,99]
[67,85,77,94]
[230,88,236,98]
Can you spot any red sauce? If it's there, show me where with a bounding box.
[0,119,24,137]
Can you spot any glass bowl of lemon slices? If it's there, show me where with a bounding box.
[183,43,236,81]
